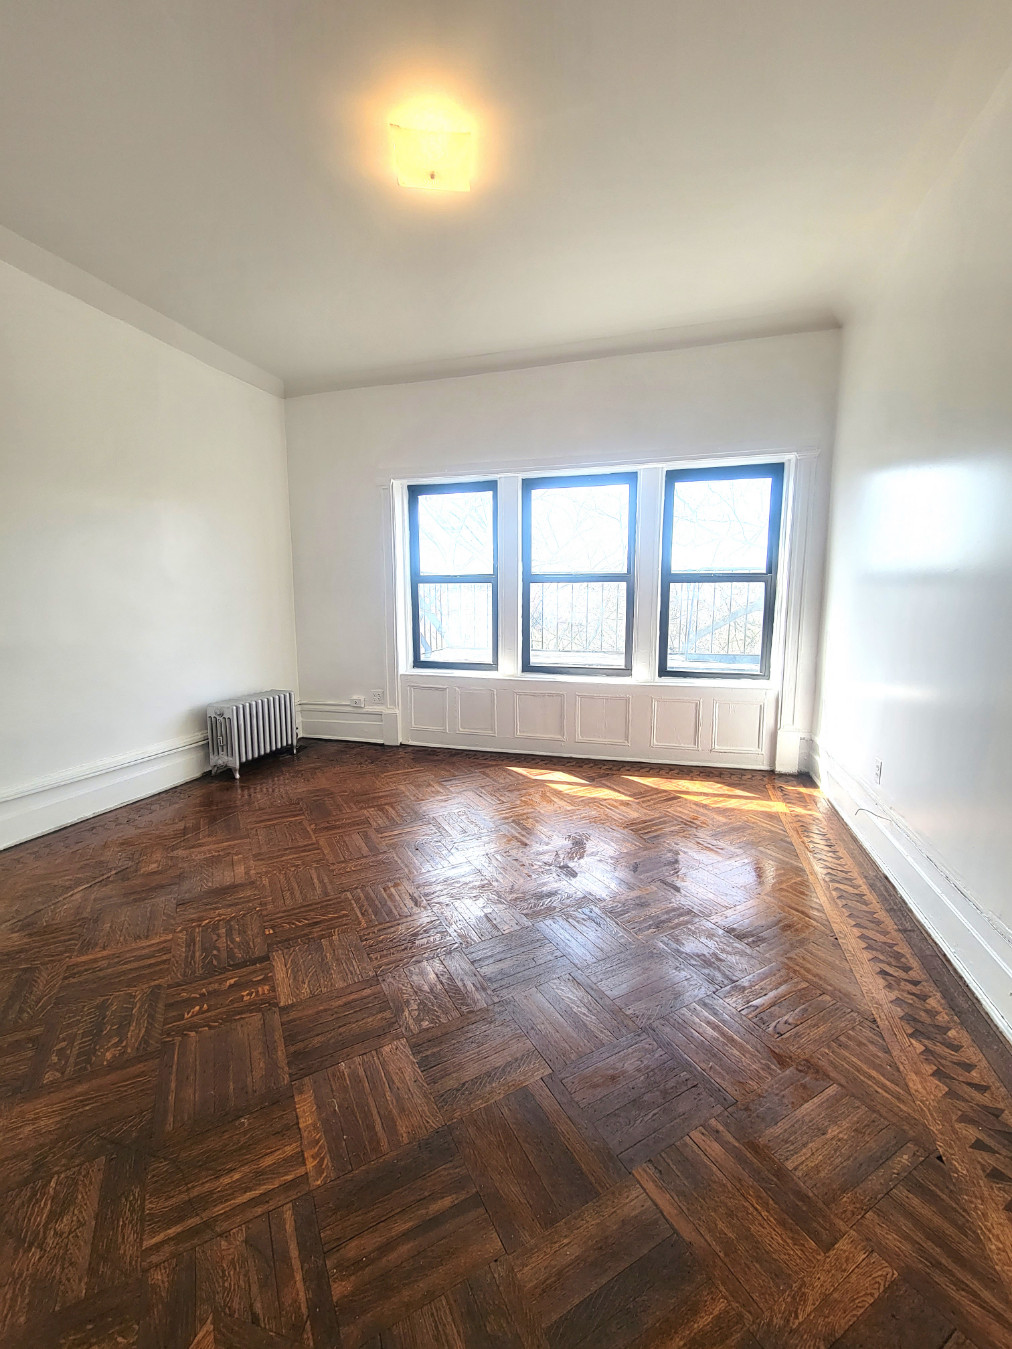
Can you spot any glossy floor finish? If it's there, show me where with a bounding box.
[0,743,1009,1348]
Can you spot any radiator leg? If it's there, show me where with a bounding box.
[231,766,240,781]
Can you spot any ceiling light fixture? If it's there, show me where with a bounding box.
[389,100,473,192]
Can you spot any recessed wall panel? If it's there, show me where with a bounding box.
[409,684,448,733]
[651,698,701,749]
[576,694,631,745]
[457,687,496,735]
[514,690,566,740]
[712,699,764,752]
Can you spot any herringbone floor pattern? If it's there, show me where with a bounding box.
[0,741,1009,1347]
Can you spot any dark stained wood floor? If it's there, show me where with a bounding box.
[0,741,1009,1348]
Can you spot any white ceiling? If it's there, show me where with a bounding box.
[2,1,1011,392]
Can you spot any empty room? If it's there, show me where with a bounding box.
[1,2,1011,1345]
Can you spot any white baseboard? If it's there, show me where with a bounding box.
[782,733,820,777]
[818,745,1012,1046]
[774,728,802,774]
[299,702,400,747]
[774,727,819,775]
[0,735,209,850]
[807,733,822,784]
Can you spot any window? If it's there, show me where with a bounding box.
[522,472,637,675]
[408,481,497,669]
[659,463,783,678]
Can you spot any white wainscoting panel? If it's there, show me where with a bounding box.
[457,687,497,736]
[515,691,566,740]
[409,684,448,733]
[712,699,765,753]
[651,698,701,750]
[398,672,778,769]
[576,694,631,746]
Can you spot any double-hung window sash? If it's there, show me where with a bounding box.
[521,472,637,676]
[659,462,784,679]
[408,480,498,670]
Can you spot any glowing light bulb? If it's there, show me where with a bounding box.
[389,100,473,192]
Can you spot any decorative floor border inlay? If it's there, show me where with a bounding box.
[772,778,1012,1289]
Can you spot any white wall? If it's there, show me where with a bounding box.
[817,72,1012,1038]
[0,260,298,846]
[285,330,839,761]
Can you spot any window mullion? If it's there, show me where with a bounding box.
[633,466,663,681]
[497,474,521,676]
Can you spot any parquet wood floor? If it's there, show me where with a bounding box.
[0,743,1009,1347]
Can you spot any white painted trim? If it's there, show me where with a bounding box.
[775,728,805,774]
[498,475,522,679]
[0,734,208,804]
[632,467,665,682]
[0,225,283,396]
[0,735,209,850]
[806,733,822,783]
[381,709,401,747]
[299,701,399,746]
[774,453,821,772]
[379,483,398,710]
[818,746,1012,1046]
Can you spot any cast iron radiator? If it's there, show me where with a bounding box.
[207,689,297,779]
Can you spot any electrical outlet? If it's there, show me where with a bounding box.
[349,695,365,708]
[370,689,386,705]
[874,759,883,785]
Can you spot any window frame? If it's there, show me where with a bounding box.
[521,470,638,677]
[658,461,785,680]
[407,479,499,671]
